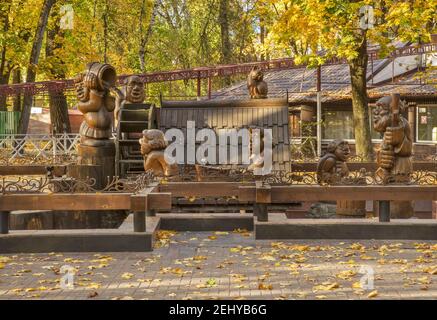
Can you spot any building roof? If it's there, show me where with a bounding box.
[158,99,291,171]
[212,53,437,104]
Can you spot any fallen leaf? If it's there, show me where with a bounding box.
[367,290,378,298]
[121,272,134,280]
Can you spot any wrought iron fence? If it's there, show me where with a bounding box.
[0,133,80,165]
[0,171,156,194]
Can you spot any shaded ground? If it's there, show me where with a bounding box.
[0,230,436,300]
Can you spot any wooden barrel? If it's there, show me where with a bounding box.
[336,200,366,217]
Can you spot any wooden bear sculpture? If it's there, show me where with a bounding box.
[247,66,268,99]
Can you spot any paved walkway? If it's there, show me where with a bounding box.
[0,231,436,300]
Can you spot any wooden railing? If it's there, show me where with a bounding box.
[239,182,437,222]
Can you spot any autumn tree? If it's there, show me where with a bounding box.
[261,0,436,161]
[18,0,55,134]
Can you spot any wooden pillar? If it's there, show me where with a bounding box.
[207,77,212,100]
[316,65,322,157]
[0,211,10,234]
[133,211,146,232]
[197,73,201,100]
[146,209,156,217]
[255,182,271,222]
[256,204,268,222]
[379,201,390,222]
[408,104,416,143]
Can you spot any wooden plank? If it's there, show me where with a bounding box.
[0,193,132,211]
[0,165,66,176]
[159,182,242,197]
[131,192,172,211]
[238,185,437,202]
[216,108,223,128]
[257,108,264,126]
[256,182,271,203]
[268,108,273,126]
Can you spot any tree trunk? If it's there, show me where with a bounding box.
[139,0,159,73]
[18,0,55,134]
[12,68,21,112]
[219,0,232,86]
[260,17,265,61]
[349,33,373,161]
[46,3,71,134]
[0,2,11,111]
[219,0,232,64]
[103,0,109,63]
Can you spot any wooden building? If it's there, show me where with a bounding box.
[212,45,437,158]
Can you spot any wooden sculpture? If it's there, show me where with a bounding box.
[247,66,268,99]
[373,93,414,218]
[139,129,178,176]
[74,62,116,147]
[316,139,350,184]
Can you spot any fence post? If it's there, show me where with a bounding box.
[255,181,271,222]
[0,211,10,234]
[379,201,390,222]
[133,211,146,232]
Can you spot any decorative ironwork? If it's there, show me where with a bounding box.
[169,164,258,182]
[0,171,156,194]
[260,169,437,186]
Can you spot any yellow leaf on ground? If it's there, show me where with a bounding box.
[352,282,362,289]
[367,290,378,298]
[121,272,134,280]
[258,283,273,290]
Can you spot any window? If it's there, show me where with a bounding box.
[322,105,382,141]
[322,108,354,140]
[417,105,437,142]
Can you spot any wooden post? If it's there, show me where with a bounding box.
[0,211,10,234]
[146,209,156,217]
[257,204,268,222]
[316,65,322,157]
[255,182,271,222]
[379,200,390,222]
[133,211,146,232]
[197,73,201,100]
[207,77,212,99]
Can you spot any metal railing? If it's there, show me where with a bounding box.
[0,133,80,165]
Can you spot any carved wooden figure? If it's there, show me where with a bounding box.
[247,66,268,99]
[316,140,350,184]
[373,93,414,218]
[316,140,366,217]
[139,129,178,176]
[373,94,413,183]
[74,62,117,147]
[114,75,145,127]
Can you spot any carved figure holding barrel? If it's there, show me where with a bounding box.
[74,62,117,147]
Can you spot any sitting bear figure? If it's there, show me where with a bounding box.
[139,129,178,177]
[247,66,268,99]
